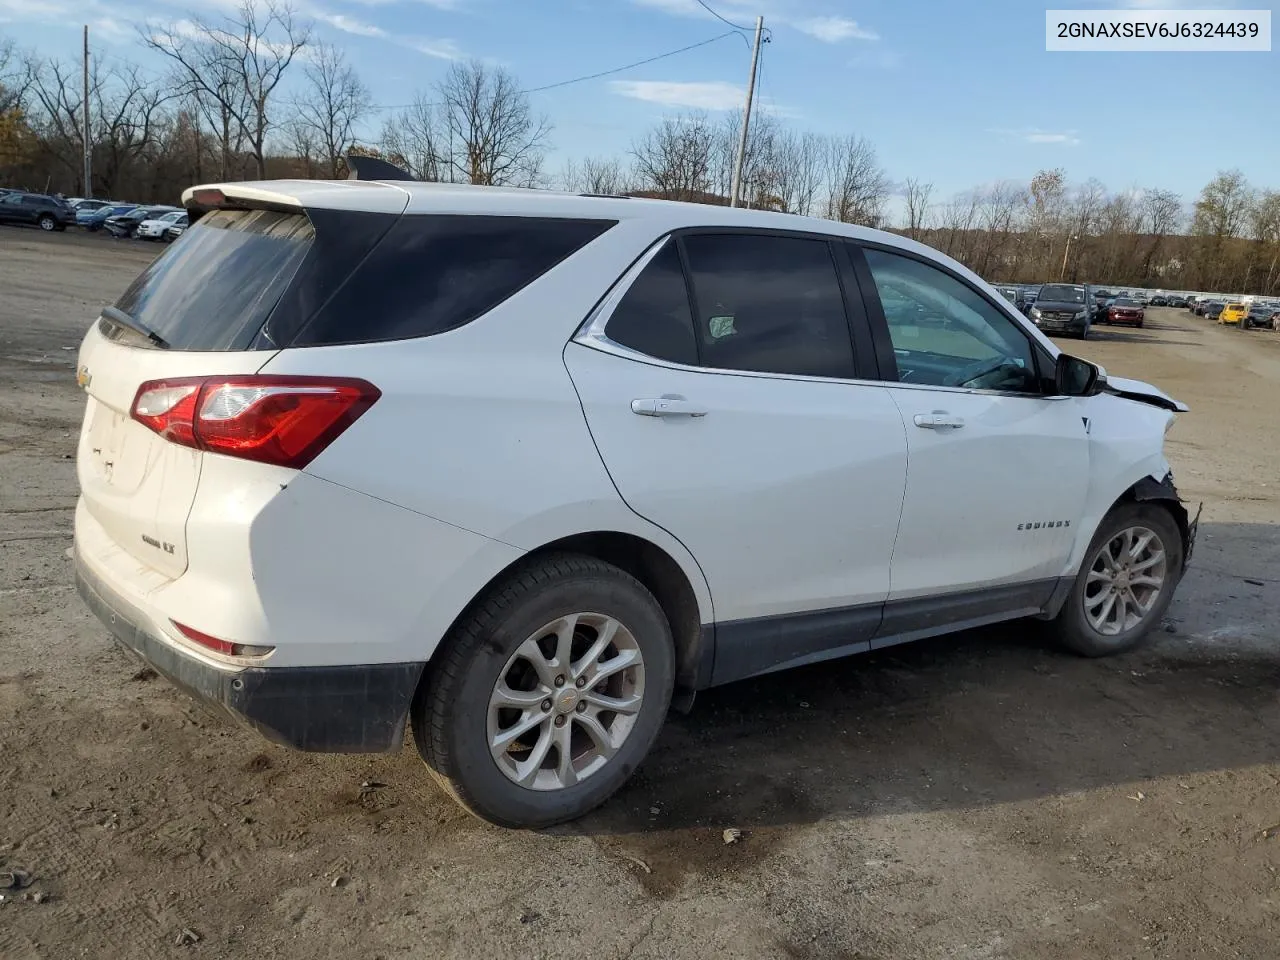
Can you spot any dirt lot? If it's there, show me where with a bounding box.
[2,228,1278,960]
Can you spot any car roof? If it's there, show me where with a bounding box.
[183,178,928,248]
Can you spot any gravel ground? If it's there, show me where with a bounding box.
[1,227,1278,960]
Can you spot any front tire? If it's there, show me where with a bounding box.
[412,554,675,828]
[1053,504,1183,657]
[37,214,55,231]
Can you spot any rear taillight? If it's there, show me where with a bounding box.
[131,376,379,468]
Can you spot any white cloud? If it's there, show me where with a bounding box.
[407,37,464,60]
[990,128,1082,146]
[631,0,884,43]
[794,16,878,42]
[611,79,745,110]
[346,0,461,6]
[313,10,386,37]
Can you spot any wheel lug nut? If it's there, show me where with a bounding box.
[554,675,566,687]
[575,676,587,688]
[554,715,566,727]
[576,701,587,713]
[541,699,552,712]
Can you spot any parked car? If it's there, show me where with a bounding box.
[1242,303,1275,330]
[1028,283,1093,339]
[135,211,188,240]
[79,204,137,231]
[164,222,187,242]
[992,285,1020,305]
[1149,295,1168,307]
[0,191,76,231]
[70,198,112,213]
[104,205,182,238]
[1165,295,1187,308]
[1203,301,1226,321]
[1218,302,1248,325]
[73,179,1197,828]
[1106,298,1146,327]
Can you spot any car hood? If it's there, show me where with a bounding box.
[1036,300,1089,312]
[1104,375,1188,413]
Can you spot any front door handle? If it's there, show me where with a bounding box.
[913,411,965,429]
[631,397,708,418]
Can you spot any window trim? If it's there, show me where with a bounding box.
[849,240,1056,398]
[577,226,879,384]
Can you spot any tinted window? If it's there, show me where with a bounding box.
[293,216,613,347]
[604,242,697,365]
[680,233,854,378]
[862,247,1039,394]
[1038,284,1087,303]
[111,209,314,351]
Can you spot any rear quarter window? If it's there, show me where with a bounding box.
[288,215,615,347]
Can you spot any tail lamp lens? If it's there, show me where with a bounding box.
[130,376,380,469]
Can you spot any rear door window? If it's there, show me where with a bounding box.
[679,232,856,379]
[110,209,314,351]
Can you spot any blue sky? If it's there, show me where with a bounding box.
[2,0,1277,202]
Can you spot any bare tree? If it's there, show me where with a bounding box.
[380,94,444,182]
[292,43,369,179]
[436,60,549,186]
[822,134,889,226]
[1191,170,1253,288]
[0,37,31,114]
[559,156,627,195]
[145,0,311,179]
[630,113,716,201]
[903,177,933,239]
[26,58,170,196]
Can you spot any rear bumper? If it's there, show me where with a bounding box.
[74,551,423,753]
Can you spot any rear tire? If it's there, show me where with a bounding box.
[1053,504,1183,657]
[412,553,675,828]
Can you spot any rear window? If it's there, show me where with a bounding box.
[109,209,314,351]
[288,215,614,347]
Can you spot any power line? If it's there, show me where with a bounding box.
[368,30,747,112]
[693,0,753,32]
[525,30,746,93]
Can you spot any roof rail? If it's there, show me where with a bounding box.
[345,154,417,182]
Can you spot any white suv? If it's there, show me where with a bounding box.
[73,178,1198,828]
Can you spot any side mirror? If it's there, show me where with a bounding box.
[1055,353,1107,397]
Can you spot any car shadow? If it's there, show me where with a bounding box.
[571,521,1280,881]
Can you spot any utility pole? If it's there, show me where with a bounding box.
[729,16,764,209]
[82,25,91,198]
[1060,234,1077,281]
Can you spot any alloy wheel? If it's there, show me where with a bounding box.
[487,613,645,791]
[1083,525,1168,636]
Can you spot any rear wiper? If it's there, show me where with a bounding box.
[101,305,170,349]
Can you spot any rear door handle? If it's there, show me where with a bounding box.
[631,397,708,418]
[913,412,965,429]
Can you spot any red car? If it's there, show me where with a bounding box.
[1106,298,1145,327]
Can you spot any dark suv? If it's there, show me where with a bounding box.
[0,192,76,232]
[1029,283,1093,339]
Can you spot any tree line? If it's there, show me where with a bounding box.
[1,1,1276,295]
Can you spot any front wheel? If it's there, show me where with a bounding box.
[412,554,675,828]
[1053,504,1183,657]
[37,214,55,231]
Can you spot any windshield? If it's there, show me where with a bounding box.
[1037,285,1086,303]
[111,208,314,351]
